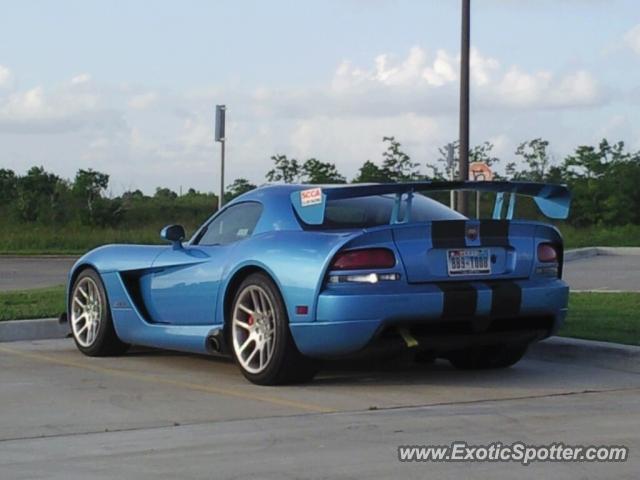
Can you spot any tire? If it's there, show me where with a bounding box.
[69,268,129,356]
[229,272,318,385]
[448,343,529,370]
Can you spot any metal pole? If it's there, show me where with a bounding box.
[457,0,470,216]
[219,140,225,209]
[447,143,455,209]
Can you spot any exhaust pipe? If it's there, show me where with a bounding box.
[397,327,419,348]
[209,336,221,353]
[206,327,226,354]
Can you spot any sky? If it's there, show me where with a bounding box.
[1,0,640,194]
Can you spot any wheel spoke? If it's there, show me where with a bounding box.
[246,344,260,365]
[250,290,261,314]
[234,319,251,331]
[237,304,254,316]
[257,291,267,316]
[238,336,253,354]
[78,286,89,300]
[259,344,266,369]
[73,312,87,326]
[73,297,85,309]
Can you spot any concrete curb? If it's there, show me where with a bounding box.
[565,246,640,262]
[529,336,640,373]
[0,318,69,343]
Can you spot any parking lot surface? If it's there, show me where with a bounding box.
[0,256,76,291]
[1,339,638,478]
[563,253,640,291]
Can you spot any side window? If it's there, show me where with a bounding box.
[197,202,263,246]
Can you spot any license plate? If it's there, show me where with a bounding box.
[447,248,491,275]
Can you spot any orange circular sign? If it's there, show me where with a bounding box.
[469,162,493,181]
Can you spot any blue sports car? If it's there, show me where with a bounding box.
[66,181,570,385]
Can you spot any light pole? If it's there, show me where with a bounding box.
[215,105,226,209]
[457,0,470,216]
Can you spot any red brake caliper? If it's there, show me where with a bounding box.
[247,315,254,326]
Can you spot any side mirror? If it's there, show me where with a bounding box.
[160,224,186,248]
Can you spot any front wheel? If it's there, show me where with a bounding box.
[70,268,129,356]
[448,343,529,370]
[230,273,318,385]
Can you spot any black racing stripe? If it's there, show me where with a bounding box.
[487,281,521,317]
[436,282,477,318]
[480,220,510,247]
[431,220,467,248]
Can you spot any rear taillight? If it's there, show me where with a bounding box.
[331,248,396,270]
[537,243,558,263]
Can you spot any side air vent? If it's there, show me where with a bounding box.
[119,271,153,322]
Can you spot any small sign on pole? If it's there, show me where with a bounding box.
[469,162,493,218]
[215,105,226,209]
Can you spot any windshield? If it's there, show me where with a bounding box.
[303,193,465,230]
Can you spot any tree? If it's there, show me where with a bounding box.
[352,160,389,183]
[225,178,257,203]
[15,166,64,222]
[470,141,500,167]
[266,154,301,183]
[122,189,145,201]
[300,158,345,184]
[509,138,551,182]
[0,169,17,204]
[381,136,421,182]
[154,187,178,200]
[561,139,640,226]
[73,169,109,217]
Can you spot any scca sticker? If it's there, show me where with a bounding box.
[300,187,322,207]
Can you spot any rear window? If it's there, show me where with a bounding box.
[307,194,465,230]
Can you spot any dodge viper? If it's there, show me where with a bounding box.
[65,181,571,385]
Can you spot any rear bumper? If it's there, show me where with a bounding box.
[290,278,568,357]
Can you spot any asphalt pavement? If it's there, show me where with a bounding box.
[562,253,640,291]
[0,256,76,291]
[0,338,638,478]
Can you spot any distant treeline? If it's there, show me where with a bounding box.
[1,137,639,229]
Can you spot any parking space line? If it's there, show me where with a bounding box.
[0,345,336,414]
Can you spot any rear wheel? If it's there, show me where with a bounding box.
[448,343,528,370]
[230,273,318,385]
[70,268,129,356]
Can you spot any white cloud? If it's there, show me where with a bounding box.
[0,65,12,88]
[0,81,120,134]
[330,46,602,111]
[423,49,457,87]
[70,73,91,85]
[624,24,640,55]
[128,92,158,110]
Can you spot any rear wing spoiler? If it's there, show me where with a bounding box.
[291,181,571,225]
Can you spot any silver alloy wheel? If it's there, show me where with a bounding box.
[232,285,277,374]
[71,277,103,348]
